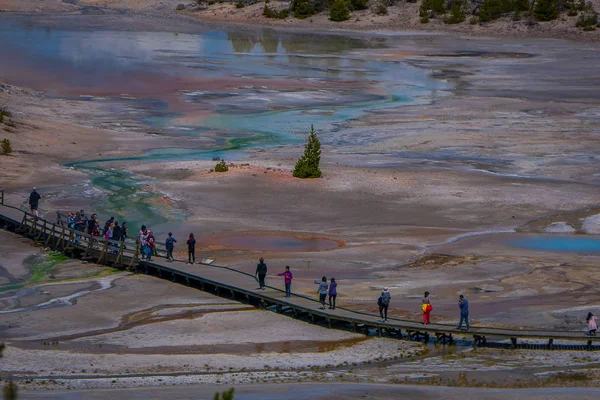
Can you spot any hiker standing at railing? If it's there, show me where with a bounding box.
[121,221,128,242]
[28,187,41,218]
[139,225,148,260]
[147,230,156,261]
[73,211,85,245]
[87,213,97,235]
[91,220,100,237]
[112,221,122,249]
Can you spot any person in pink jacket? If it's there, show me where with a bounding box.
[277,265,293,298]
[587,312,597,335]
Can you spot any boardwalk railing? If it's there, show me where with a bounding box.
[0,199,599,351]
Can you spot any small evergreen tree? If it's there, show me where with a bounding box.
[420,0,446,15]
[350,0,368,10]
[291,0,316,18]
[374,0,388,14]
[576,1,597,27]
[534,0,558,20]
[1,139,11,155]
[479,0,504,21]
[214,388,235,400]
[330,0,351,20]
[293,125,322,179]
[214,160,229,172]
[3,378,17,400]
[444,1,466,23]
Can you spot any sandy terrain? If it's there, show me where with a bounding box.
[1,9,600,397]
[17,384,600,400]
[2,235,600,395]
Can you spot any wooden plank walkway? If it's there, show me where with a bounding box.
[1,198,599,350]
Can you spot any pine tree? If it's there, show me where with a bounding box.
[293,125,322,179]
[1,138,11,155]
[534,0,558,20]
[3,378,17,400]
[214,388,235,400]
[479,0,504,21]
[329,0,351,21]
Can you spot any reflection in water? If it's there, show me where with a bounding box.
[213,234,340,252]
[507,235,600,254]
[0,18,450,227]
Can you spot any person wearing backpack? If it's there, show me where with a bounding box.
[165,232,177,261]
[28,187,41,218]
[315,276,328,310]
[378,287,391,323]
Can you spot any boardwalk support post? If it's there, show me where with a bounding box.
[511,337,518,349]
[548,338,554,350]
[473,335,487,347]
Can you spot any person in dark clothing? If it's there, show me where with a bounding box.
[112,222,122,242]
[166,232,177,261]
[328,277,337,309]
[73,212,84,231]
[102,221,111,237]
[186,233,196,264]
[28,187,41,218]
[378,287,391,323]
[104,217,114,233]
[255,257,267,290]
[120,221,128,241]
[73,211,84,244]
[79,209,88,229]
[87,213,97,235]
[457,294,470,331]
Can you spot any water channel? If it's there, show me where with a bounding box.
[0,18,450,228]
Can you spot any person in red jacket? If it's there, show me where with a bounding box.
[146,230,156,261]
[277,265,293,298]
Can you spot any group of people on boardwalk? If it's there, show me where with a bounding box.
[140,229,197,264]
[257,258,476,329]
[19,189,600,336]
[66,211,129,245]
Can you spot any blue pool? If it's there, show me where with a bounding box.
[507,235,600,254]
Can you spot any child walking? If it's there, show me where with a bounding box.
[277,266,293,298]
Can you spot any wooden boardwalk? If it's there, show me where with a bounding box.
[1,197,599,351]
